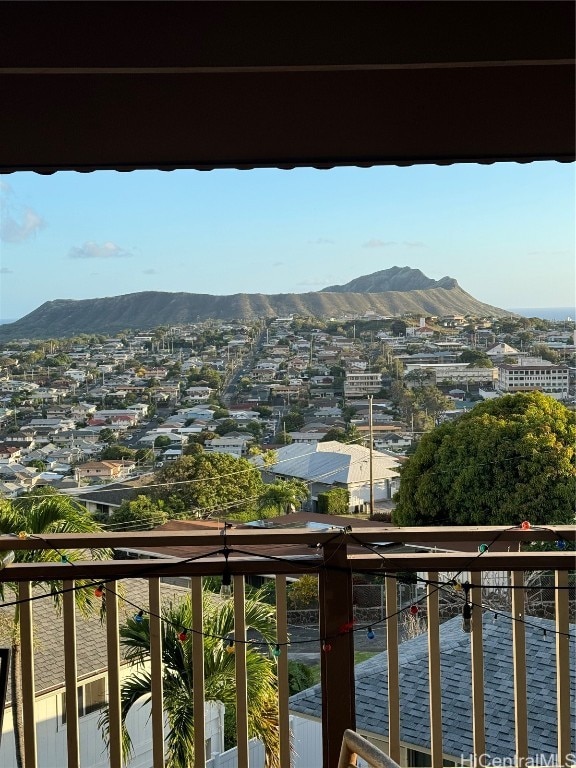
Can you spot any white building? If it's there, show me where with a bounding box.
[204,436,251,457]
[496,362,569,399]
[343,372,382,399]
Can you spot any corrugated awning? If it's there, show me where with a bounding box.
[1,1,574,174]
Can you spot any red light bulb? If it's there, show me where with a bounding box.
[521,521,531,530]
[409,605,419,615]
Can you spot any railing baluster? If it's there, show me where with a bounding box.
[63,579,80,768]
[105,581,122,768]
[191,576,206,766]
[555,569,570,764]
[275,575,291,768]
[148,577,164,768]
[385,575,400,763]
[511,571,528,760]
[470,579,485,760]
[19,581,37,768]
[427,572,443,765]
[233,574,249,765]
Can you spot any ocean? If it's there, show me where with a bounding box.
[508,307,575,321]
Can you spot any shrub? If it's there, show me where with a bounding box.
[317,488,349,515]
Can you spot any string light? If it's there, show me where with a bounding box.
[272,644,281,658]
[18,531,29,539]
[556,540,567,550]
[134,610,144,623]
[478,544,489,554]
[521,521,531,530]
[178,629,188,642]
[1,523,573,652]
[225,639,235,654]
[366,627,375,640]
[60,555,69,563]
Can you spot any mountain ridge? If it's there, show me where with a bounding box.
[0,268,510,340]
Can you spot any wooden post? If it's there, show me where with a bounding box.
[319,539,355,768]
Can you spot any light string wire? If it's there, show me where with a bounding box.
[0,523,573,648]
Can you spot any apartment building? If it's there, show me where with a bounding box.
[497,362,569,399]
[343,371,382,399]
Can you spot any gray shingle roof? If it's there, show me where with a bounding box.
[289,614,576,758]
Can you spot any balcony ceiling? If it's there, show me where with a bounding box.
[1,1,574,174]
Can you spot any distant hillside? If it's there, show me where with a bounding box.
[0,268,509,340]
[323,266,458,293]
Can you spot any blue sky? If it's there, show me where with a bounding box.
[1,162,574,320]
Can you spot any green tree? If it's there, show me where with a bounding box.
[393,392,576,526]
[153,453,264,516]
[154,434,173,448]
[99,589,280,768]
[457,349,493,367]
[101,445,137,460]
[257,479,309,516]
[108,495,167,530]
[0,494,108,768]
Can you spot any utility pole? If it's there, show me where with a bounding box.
[369,394,374,516]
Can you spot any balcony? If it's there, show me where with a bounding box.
[0,524,573,768]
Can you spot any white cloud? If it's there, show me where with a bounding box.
[143,268,158,275]
[362,239,396,248]
[403,241,426,248]
[272,261,284,267]
[0,182,46,243]
[69,241,133,259]
[308,238,335,245]
[0,267,13,274]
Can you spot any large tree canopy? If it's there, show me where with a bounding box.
[393,392,576,527]
[153,452,264,516]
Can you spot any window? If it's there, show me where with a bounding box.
[61,677,107,725]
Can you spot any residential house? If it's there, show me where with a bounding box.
[205,435,251,458]
[75,460,136,483]
[289,614,576,766]
[0,581,226,768]
[260,441,401,510]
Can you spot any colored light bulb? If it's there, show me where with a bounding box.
[478,543,488,554]
[322,642,332,652]
[134,610,144,623]
[409,605,419,615]
[94,585,104,597]
[521,520,531,530]
[272,644,281,658]
[178,630,188,642]
[366,627,375,640]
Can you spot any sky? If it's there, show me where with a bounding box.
[0,162,574,320]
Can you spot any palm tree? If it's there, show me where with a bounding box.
[0,492,108,768]
[100,587,281,768]
[257,479,309,517]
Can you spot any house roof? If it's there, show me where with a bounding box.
[289,613,576,758]
[0,580,190,699]
[1,2,573,174]
[266,441,401,485]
